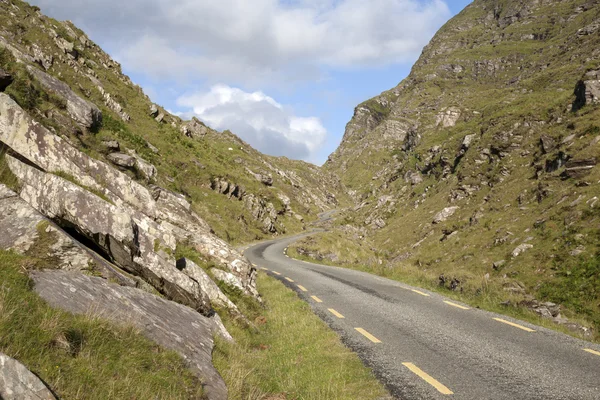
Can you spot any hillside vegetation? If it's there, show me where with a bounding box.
[307,0,600,339]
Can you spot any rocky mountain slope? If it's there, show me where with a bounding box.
[317,0,600,338]
[0,0,344,398]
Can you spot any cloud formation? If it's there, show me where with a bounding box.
[177,85,327,162]
[31,0,451,86]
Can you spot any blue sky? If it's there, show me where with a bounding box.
[31,0,472,164]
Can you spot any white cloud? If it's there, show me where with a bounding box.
[177,85,327,162]
[30,0,451,86]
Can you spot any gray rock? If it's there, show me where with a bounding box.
[149,104,159,117]
[512,243,533,257]
[0,184,133,285]
[0,68,13,91]
[107,152,136,168]
[0,93,156,218]
[562,158,597,179]
[146,141,159,154]
[30,43,53,70]
[0,94,258,299]
[155,113,165,123]
[0,353,56,400]
[26,66,101,129]
[210,268,247,293]
[31,270,228,400]
[126,150,157,182]
[492,260,506,270]
[433,206,459,224]
[181,117,209,139]
[405,170,423,185]
[54,37,77,58]
[176,258,241,317]
[101,140,120,151]
[435,107,461,127]
[7,157,212,315]
[540,135,556,154]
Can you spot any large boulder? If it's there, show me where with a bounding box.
[181,117,209,139]
[32,270,228,400]
[26,66,101,129]
[0,353,56,400]
[0,67,13,91]
[107,152,136,168]
[0,184,133,286]
[6,156,212,315]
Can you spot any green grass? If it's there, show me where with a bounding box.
[214,273,388,400]
[0,250,205,399]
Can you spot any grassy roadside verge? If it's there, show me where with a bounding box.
[214,272,389,400]
[287,232,599,344]
[0,250,205,399]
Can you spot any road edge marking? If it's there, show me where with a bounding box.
[411,289,430,297]
[297,285,308,292]
[493,318,535,332]
[444,301,469,310]
[402,362,453,395]
[285,277,294,282]
[328,308,345,319]
[311,295,323,303]
[584,348,600,357]
[272,271,282,276]
[355,328,381,343]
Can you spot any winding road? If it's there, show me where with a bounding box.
[244,227,600,399]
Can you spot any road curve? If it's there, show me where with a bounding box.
[244,232,600,400]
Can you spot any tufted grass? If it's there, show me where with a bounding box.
[214,272,389,400]
[0,250,205,399]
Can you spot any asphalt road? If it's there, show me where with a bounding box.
[244,232,600,400]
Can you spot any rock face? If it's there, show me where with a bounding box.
[181,117,209,138]
[0,184,133,285]
[7,156,213,315]
[0,353,56,400]
[574,70,600,110]
[31,270,228,400]
[26,66,102,129]
[0,67,12,91]
[176,258,241,316]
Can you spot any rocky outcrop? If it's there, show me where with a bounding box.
[26,66,101,129]
[573,70,600,111]
[181,117,209,139]
[31,270,228,400]
[433,206,459,224]
[0,67,12,91]
[435,107,461,128]
[0,184,133,286]
[97,85,130,122]
[562,158,597,179]
[176,258,241,316]
[7,156,213,315]
[0,353,56,400]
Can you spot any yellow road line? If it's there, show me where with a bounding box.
[297,285,308,292]
[252,263,257,267]
[272,271,282,276]
[402,363,453,395]
[412,289,430,297]
[493,318,535,332]
[328,309,345,319]
[285,277,294,283]
[311,295,323,303]
[584,348,600,357]
[355,328,381,343]
[260,267,268,271]
[444,301,469,310]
